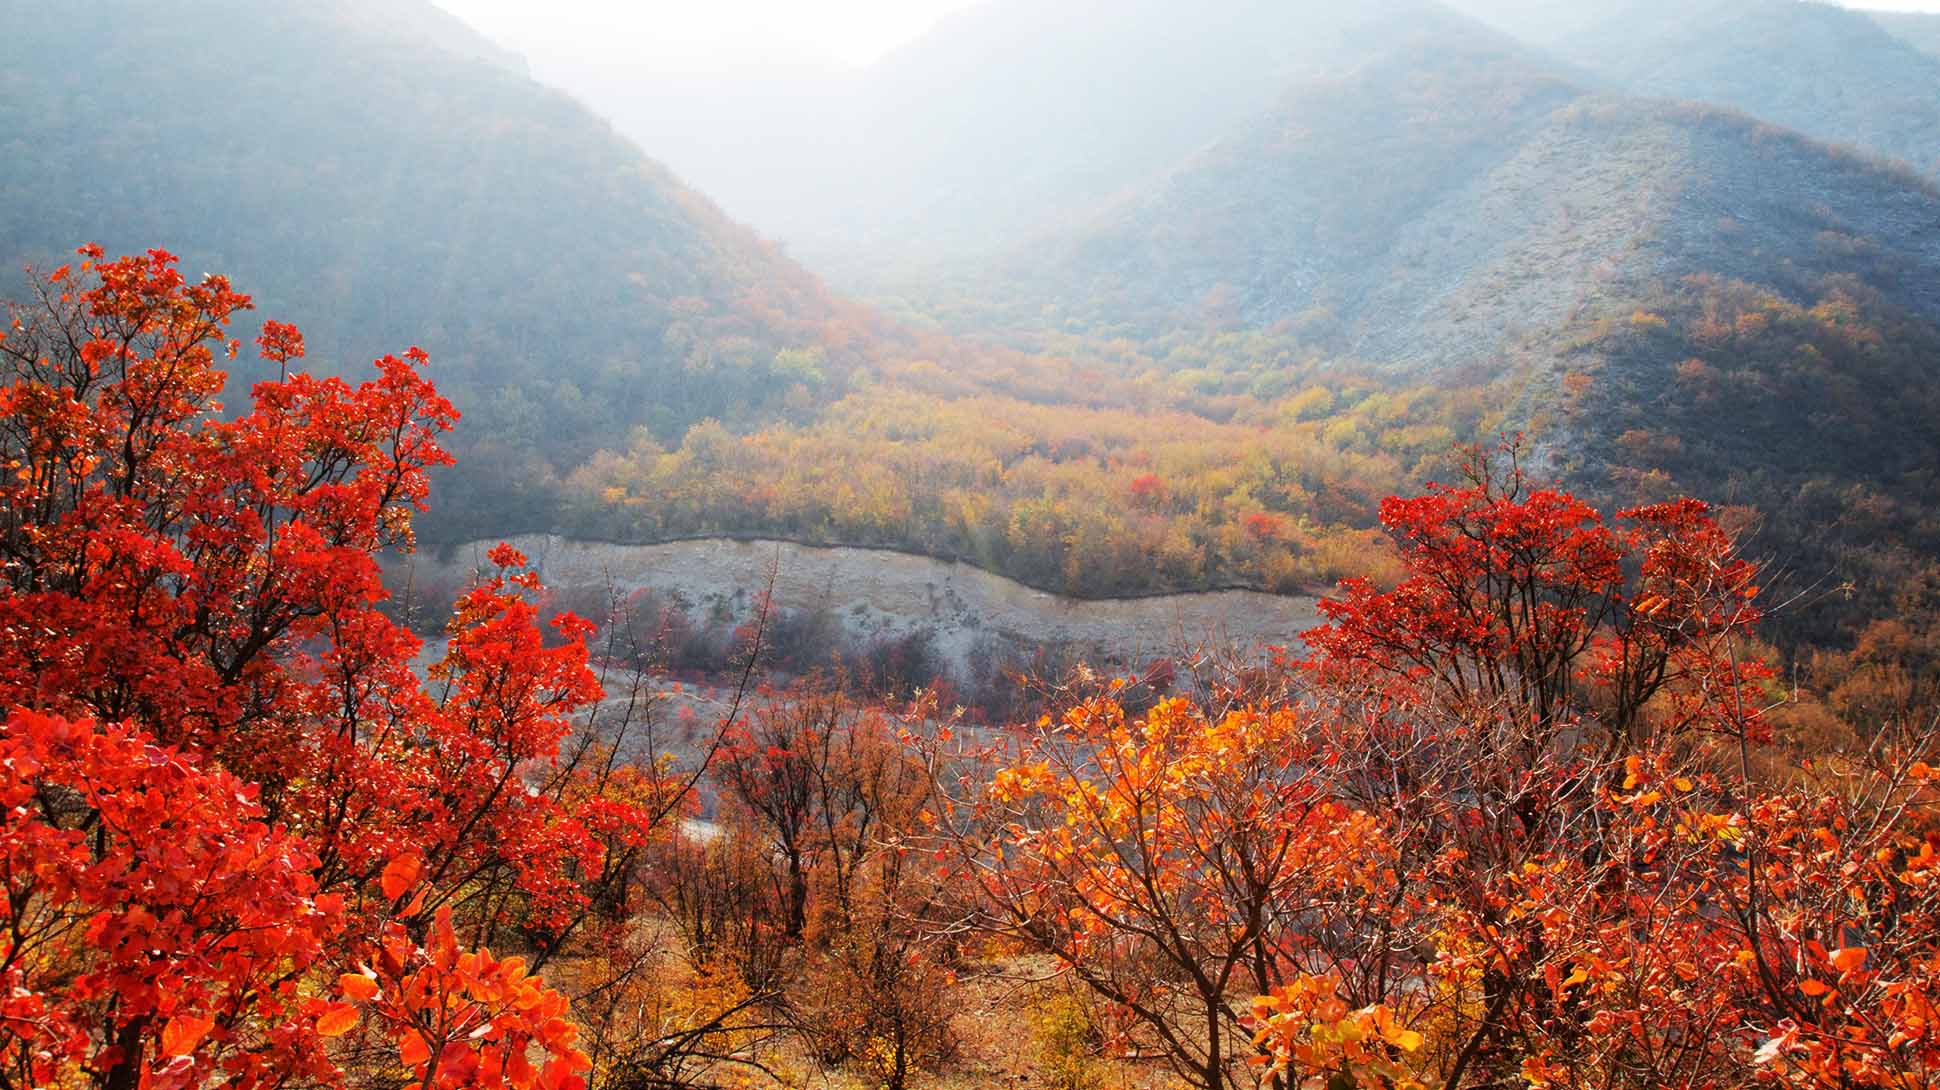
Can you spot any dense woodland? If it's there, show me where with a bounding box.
[7,0,1940,1086]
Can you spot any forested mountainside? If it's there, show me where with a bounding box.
[1450,0,1940,175]
[17,242,1940,1090]
[919,39,1940,361]
[7,0,1940,647]
[0,0,1454,597]
[860,19,1940,648]
[0,0,867,538]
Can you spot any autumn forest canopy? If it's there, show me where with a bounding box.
[5,0,1940,1088]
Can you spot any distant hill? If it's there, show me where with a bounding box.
[548,0,1940,278]
[1869,8,1940,59]
[1450,0,1940,175]
[927,35,1940,362]
[0,0,863,539]
[336,0,530,74]
[818,0,1462,263]
[577,0,1486,271]
[897,32,1940,642]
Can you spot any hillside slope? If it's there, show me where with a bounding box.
[0,0,861,537]
[0,0,1427,602]
[936,40,1940,362]
[898,35,1940,642]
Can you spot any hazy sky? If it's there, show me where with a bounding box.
[437,0,1940,76]
[434,0,982,73]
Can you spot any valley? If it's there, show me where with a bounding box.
[7,1,1940,1088]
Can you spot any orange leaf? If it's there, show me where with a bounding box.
[315,1003,360,1038]
[381,852,423,901]
[161,1014,215,1057]
[1831,947,1867,974]
[339,972,378,1001]
[1799,979,1829,997]
[399,1031,431,1066]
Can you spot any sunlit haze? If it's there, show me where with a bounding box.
[433,0,982,73]
[434,0,1940,77]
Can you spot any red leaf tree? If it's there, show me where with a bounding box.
[0,248,663,1090]
[951,443,1940,1090]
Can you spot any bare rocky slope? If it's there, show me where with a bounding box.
[388,536,1322,682]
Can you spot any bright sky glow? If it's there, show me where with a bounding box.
[432,0,1940,80]
[433,0,983,74]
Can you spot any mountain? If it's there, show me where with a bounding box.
[541,0,1940,279]
[1450,0,1940,176]
[0,0,865,538]
[335,0,530,74]
[944,38,1940,361]
[895,30,1940,642]
[1869,8,1940,59]
[820,0,1458,262]
[575,0,1490,271]
[9,0,1939,638]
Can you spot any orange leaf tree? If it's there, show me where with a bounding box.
[1268,445,1940,1088]
[936,691,1393,1090]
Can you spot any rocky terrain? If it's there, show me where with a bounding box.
[388,536,1323,683]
